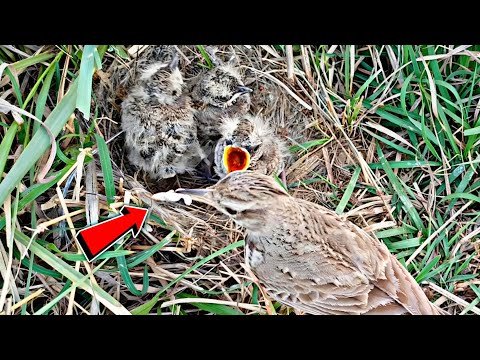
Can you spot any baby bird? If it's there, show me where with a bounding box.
[214,114,289,179]
[190,48,253,148]
[121,54,205,179]
[177,171,447,315]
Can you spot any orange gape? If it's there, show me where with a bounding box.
[223,145,251,173]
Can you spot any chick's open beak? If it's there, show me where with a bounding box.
[223,145,251,174]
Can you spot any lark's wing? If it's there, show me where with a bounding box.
[250,200,446,315]
[344,213,446,315]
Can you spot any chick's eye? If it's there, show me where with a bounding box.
[245,144,259,152]
[225,139,233,146]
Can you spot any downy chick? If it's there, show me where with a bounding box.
[214,114,289,179]
[190,48,253,151]
[121,54,205,179]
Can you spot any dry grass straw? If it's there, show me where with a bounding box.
[88,45,409,314]
[3,45,479,314]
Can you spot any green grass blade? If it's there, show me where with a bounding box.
[387,237,422,250]
[455,253,476,276]
[469,284,480,299]
[436,164,466,196]
[14,228,130,314]
[3,66,23,107]
[197,45,213,69]
[377,143,423,229]
[0,122,18,180]
[21,252,36,315]
[63,250,133,261]
[406,46,421,78]
[399,73,415,117]
[464,62,479,154]
[19,166,72,207]
[375,224,418,239]
[11,52,55,71]
[355,70,382,99]
[446,164,477,213]
[116,247,149,296]
[109,46,130,60]
[127,230,175,268]
[418,260,450,283]
[0,166,73,232]
[366,160,441,170]
[289,138,330,153]
[13,247,62,279]
[95,133,116,205]
[23,52,63,111]
[448,274,477,283]
[34,253,115,315]
[76,45,97,120]
[363,101,440,147]
[336,166,361,214]
[0,79,78,206]
[435,80,465,121]
[46,242,132,262]
[436,105,460,156]
[252,283,259,305]
[175,293,244,315]
[148,213,171,229]
[464,127,480,136]
[439,192,480,204]
[33,68,56,135]
[361,128,416,157]
[35,280,73,315]
[274,174,288,192]
[55,138,77,165]
[130,240,245,315]
[414,255,441,283]
[344,45,351,97]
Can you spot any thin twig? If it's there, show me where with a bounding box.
[426,281,480,315]
[286,45,294,82]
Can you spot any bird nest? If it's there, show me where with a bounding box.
[92,45,391,313]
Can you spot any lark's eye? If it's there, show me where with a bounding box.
[224,207,237,216]
[225,139,233,146]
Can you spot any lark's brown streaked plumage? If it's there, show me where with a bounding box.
[178,171,447,315]
[189,48,252,151]
[214,114,289,178]
[121,55,205,179]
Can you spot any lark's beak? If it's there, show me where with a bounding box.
[175,188,214,205]
[236,85,253,94]
[223,145,251,174]
[175,188,213,196]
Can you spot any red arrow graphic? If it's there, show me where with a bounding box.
[76,205,149,262]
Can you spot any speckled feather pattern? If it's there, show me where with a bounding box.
[121,60,205,179]
[213,114,289,178]
[196,171,447,315]
[190,64,251,150]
